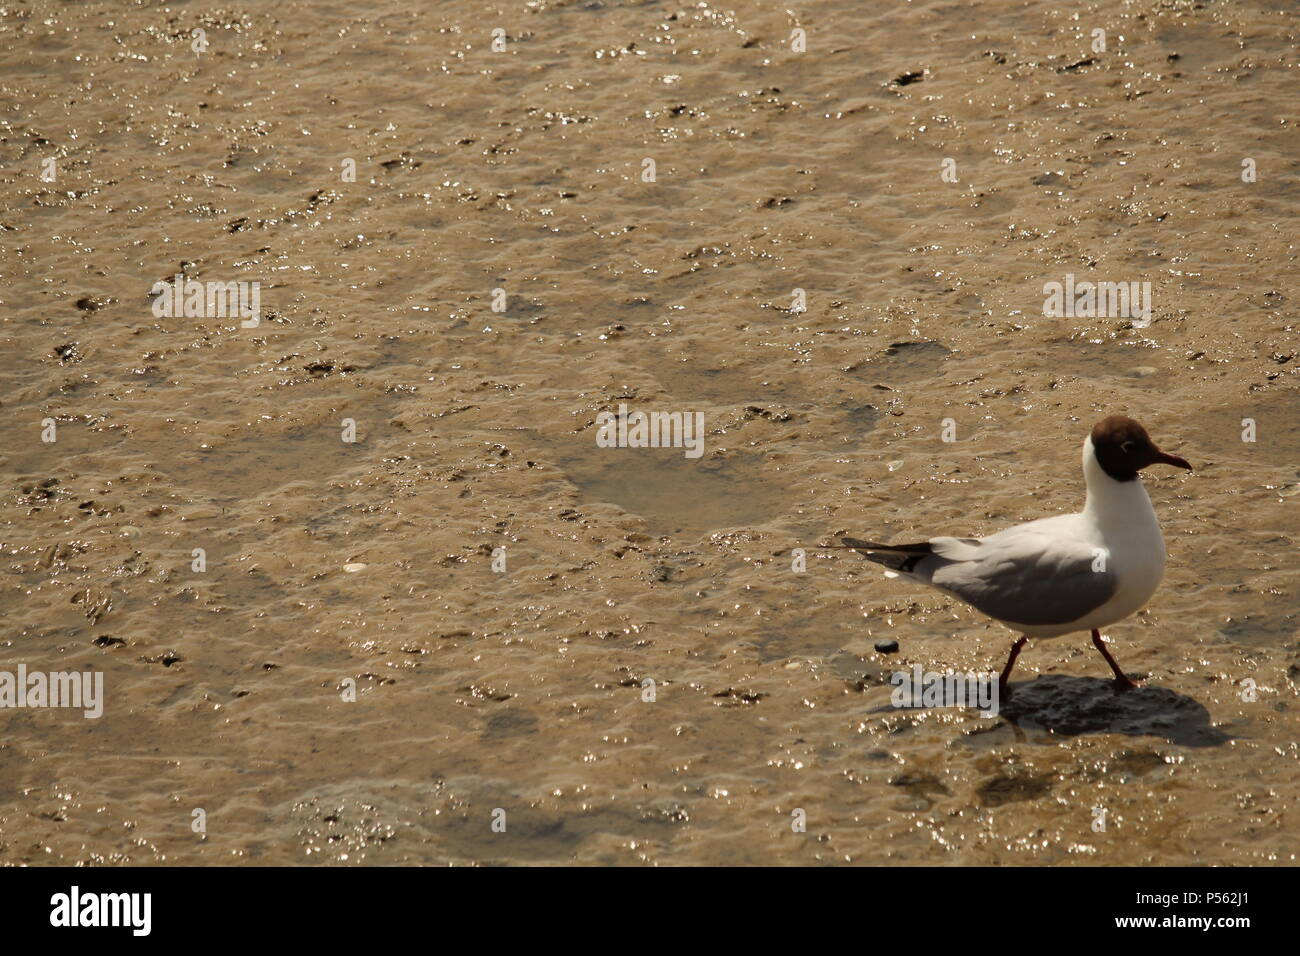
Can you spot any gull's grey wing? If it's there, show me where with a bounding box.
[916,530,1117,627]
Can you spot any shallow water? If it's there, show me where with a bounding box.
[0,0,1296,865]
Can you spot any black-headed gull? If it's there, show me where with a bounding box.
[839,416,1191,691]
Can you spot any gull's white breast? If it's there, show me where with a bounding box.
[1049,472,1167,636]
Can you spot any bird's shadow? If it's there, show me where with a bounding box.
[999,676,1232,746]
[869,675,1234,747]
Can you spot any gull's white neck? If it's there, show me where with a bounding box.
[1081,435,1156,526]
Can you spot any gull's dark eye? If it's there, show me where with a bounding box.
[1121,440,1135,454]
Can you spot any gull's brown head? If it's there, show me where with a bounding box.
[1090,415,1192,482]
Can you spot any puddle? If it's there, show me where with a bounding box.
[840,402,881,434]
[1043,337,1163,380]
[1198,391,1300,467]
[530,432,790,536]
[0,419,132,481]
[848,340,951,384]
[643,353,792,405]
[158,413,393,499]
[1216,610,1300,647]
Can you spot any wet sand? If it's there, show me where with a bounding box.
[0,0,1297,864]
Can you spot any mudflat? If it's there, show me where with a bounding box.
[0,0,1296,865]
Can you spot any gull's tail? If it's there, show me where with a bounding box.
[838,536,933,574]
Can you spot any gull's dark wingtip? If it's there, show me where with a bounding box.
[840,537,933,573]
[841,537,932,554]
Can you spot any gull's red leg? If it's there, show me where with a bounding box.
[999,636,1028,694]
[1091,629,1138,689]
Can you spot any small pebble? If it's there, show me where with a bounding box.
[343,563,367,573]
[119,526,141,538]
[887,460,904,472]
[875,639,899,653]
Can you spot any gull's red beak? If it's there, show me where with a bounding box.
[1152,449,1192,471]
